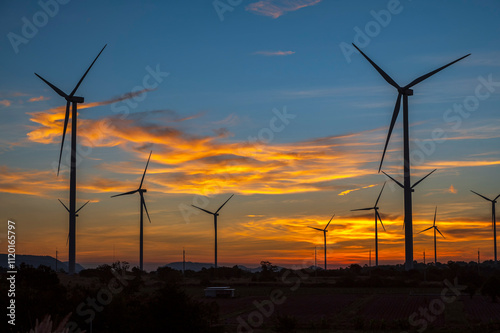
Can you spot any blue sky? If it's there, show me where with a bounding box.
[1,0,499,270]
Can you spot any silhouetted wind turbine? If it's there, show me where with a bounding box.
[351,182,386,267]
[418,207,444,264]
[382,169,437,229]
[308,213,335,270]
[35,45,107,274]
[352,43,469,270]
[58,199,90,246]
[111,151,152,271]
[471,190,500,264]
[192,194,234,269]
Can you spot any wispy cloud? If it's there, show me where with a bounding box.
[28,95,50,102]
[0,100,11,107]
[253,50,295,56]
[338,184,377,196]
[246,0,322,18]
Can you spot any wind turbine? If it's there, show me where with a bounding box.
[58,199,90,246]
[191,194,234,269]
[351,182,386,267]
[352,43,469,270]
[382,169,437,229]
[111,151,153,271]
[418,207,444,264]
[470,190,500,264]
[308,213,335,270]
[35,45,107,274]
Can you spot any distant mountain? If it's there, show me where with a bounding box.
[163,262,267,273]
[163,261,213,272]
[0,254,85,273]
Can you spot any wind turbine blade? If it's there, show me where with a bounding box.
[381,171,404,189]
[436,227,445,239]
[470,190,492,202]
[75,200,90,214]
[69,44,107,97]
[375,182,386,206]
[308,226,324,232]
[351,207,374,211]
[351,44,400,89]
[34,73,68,98]
[406,54,471,88]
[379,93,402,172]
[191,205,214,215]
[142,196,151,223]
[215,194,234,214]
[58,199,70,212]
[412,169,437,189]
[418,226,434,234]
[433,206,437,226]
[66,232,69,247]
[111,189,138,198]
[57,101,71,176]
[495,193,500,201]
[139,151,152,190]
[376,211,386,231]
[325,213,335,230]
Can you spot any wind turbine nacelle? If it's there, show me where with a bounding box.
[142,189,147,193]
[71,96,85,103]
[405,89,414,96]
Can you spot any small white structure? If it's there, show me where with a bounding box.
[204,286,235,298]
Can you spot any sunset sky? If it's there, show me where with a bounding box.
[1,0,500,271]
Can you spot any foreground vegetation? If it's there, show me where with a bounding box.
[1,260,500,332]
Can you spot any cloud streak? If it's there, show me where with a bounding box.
[246,0,322,18]
[253,50,295,56]
[28,96,50,102]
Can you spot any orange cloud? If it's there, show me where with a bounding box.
[28,95,50,102]
[0,100,11,107]
[339,184,377,196]
[449,185,457,194]
[246,0,322,18]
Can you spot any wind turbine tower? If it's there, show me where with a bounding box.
[352,44,469,270]
[111,151,153,271]
[470,190,500,264]
[192,195,234,269]
[35,45,107,274]
[352,183,386,267]
[308,213,335,270]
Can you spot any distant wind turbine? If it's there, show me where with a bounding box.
[352,43,469,270]
[470,190,500,264]
[382,169,437,229]
[418,207,444,264]
[58,199,90,246]
[35,45,107,274]
[308,213,335,270]
[192,194,234,269]
[351,182,386,267]
[111,151,153,271]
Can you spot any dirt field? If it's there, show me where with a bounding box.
[189,285,500,332]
